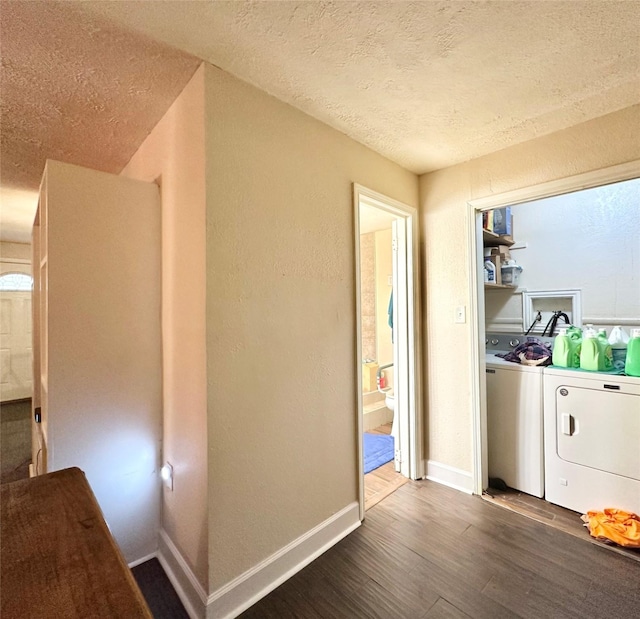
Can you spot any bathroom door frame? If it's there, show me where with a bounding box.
[353,184,423,520]
[466,159,640,496]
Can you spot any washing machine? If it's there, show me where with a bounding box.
[485,332,548,498]
[544,367,640,515]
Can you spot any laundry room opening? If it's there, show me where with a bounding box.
[353,184,423,517]
[467,161,640,557]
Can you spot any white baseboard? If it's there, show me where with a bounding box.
[425,460,474,494]
[158,529,208,619]
[206,501,361,619]
[128,551,158,569]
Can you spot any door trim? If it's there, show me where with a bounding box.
[353,184,423,520]
[467,159,640,496]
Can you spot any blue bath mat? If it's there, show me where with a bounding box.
[363,433,394,474]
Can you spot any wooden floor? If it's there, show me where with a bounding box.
[240,478,640,618]
[484,486,640,563]
[364,423,409,511]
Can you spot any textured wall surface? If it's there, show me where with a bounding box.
[420,104,640,473]
[122,67,209,590]
[204,62,418,590]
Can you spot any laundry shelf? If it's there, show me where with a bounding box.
[483,228,514,247]
[485,283,518,290]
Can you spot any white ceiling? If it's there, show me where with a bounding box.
[1,0,639,243]
[360,203,395,235]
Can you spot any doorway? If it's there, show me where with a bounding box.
[466,160,640,497]
[0,268,34,483]
[353,184,423,518]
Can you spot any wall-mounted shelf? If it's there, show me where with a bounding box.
[483,228,514,247]
[485,283,518,290]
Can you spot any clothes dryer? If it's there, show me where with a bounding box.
[543,367,640,514]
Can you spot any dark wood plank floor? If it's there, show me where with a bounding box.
[240,479,640,618]
[484,486,640,563]
[364,422,409,510]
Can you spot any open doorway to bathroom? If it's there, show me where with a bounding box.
[353,185,422,516]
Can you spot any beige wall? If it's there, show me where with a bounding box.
[0,241,31,278]
[204,62,418,589]
[122,66,208,588]
[419,104,640,472]
[43,160,162,564]
[0,241,31,263]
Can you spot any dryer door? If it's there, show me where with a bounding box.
[556,386,640,481]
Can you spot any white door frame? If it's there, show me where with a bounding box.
[467,160,640,495]
[353,184,423,519]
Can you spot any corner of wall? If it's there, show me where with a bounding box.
[205,503,360,619]
[158,529,208,619]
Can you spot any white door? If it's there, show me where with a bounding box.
[1,289,33,401]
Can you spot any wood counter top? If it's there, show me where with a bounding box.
[1,467,152,618]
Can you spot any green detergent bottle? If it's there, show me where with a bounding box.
[597,328,614,371]
[552,327,582,368]
[580,328,600,371]
[625,329,640,377]
[567,326,582,367]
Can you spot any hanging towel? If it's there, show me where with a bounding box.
[388,291,394,343]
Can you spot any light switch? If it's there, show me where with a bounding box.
[455,305,466,324]
[161,462,174,491]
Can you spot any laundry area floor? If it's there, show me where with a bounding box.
[483,486,640,563]
[364,423,408,511]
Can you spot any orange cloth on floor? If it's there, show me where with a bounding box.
[581,508,640,548]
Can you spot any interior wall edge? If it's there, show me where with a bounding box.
[425,459,474,495]
[205,502,360,619]
[158,529,208,619]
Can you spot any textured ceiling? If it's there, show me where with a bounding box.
[0,0,200,242]
[1,1,639,242]
[85,0,640,174]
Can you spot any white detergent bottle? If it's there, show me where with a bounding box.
[608,326,630,371]
[484,260,496,284]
